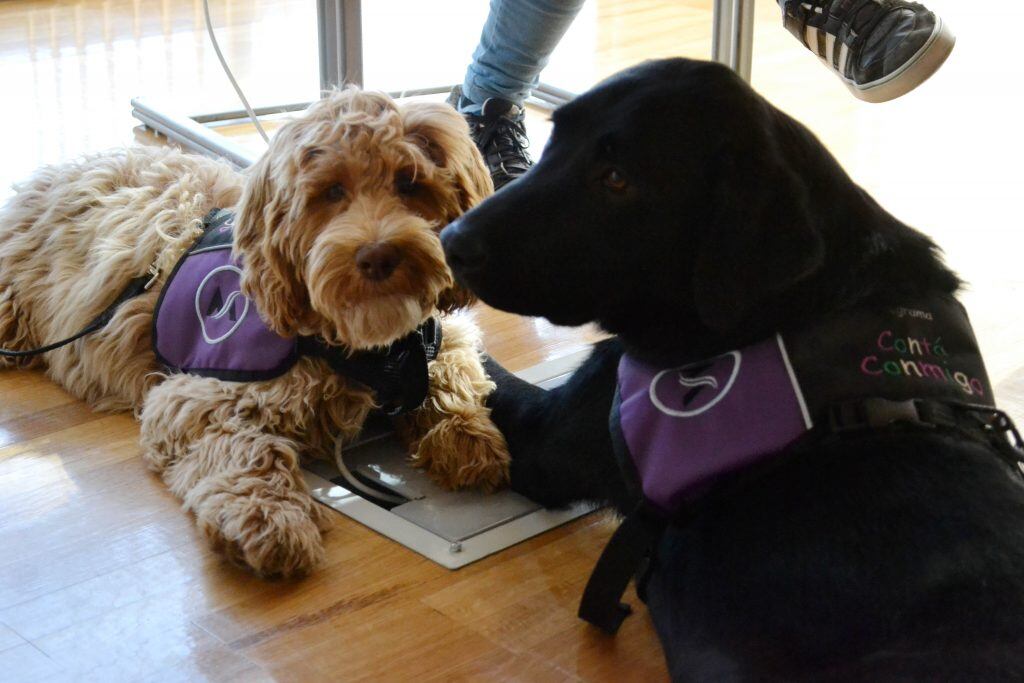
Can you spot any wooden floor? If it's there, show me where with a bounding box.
[1,0,1023,681]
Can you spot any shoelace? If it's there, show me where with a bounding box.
[472,115,531,173]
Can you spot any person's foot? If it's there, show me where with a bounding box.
[782,0,955,103]
[447,86,533,190]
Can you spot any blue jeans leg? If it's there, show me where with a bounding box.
[461,0,587,111]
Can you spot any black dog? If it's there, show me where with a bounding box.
[442,59,1024,681]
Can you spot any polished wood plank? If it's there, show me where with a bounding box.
[0,0,1021,681]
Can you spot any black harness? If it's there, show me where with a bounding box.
[299,320,442,415]
[579,298,1024,635]
[581,398,1024,635]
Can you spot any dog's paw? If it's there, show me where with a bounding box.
[411,411,511,492]
[186,473,326,579]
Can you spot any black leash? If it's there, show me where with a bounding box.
[0,269,158,358]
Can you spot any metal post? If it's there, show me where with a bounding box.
[730,0,756,81]
[712,0,754,82]
[712,0,734,67]
[317,0,363,91]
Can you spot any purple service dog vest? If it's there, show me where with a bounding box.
[153,209,299,381]
[612,296,994,516]
[152,209,443,414]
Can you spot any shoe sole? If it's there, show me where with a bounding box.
[844,17,956,103]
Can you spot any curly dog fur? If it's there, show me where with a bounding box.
[0,89,510,578]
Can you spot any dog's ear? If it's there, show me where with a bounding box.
[401,101,493,217]
[234,151,312,337]
[401,101,489,312]
[692,112,825,333]
[434,280,476,313]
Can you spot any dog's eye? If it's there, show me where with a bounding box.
[395,174,419,196]
[602,168,628,192]
[325,184,346,202]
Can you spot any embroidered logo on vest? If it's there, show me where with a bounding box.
[649,351,742,417]
[195,265,250,344]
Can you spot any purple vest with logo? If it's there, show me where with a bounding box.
[612,296,994,516]
[152,210,443,415]
[153,210,299,381]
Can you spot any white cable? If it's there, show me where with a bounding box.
[333,436,408,506]
[203,0,270,144]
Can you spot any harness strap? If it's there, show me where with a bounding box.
[826,397,1024,475]
[300,316,443,416]
[0,270,158,359]
[577,502,668,634]
[580,396,1024,636]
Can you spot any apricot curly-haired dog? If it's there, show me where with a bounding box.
[0,89,510,577]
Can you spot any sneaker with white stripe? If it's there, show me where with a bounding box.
[783,0,955,103]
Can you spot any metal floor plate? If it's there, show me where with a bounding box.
[303,349,596,568]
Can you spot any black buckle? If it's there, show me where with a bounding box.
[828,398,931,433]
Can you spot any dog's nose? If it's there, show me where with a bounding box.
[356,242,402,282]
[440,221,485,272]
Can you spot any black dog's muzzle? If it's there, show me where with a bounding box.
[440,219,486,276]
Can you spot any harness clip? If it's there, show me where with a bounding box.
[828,398,930,433]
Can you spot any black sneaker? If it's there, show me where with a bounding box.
[783,0,955,103]
[447,86,533,190]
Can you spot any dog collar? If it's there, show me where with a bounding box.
[152,209,441,415]
[611,295,997,517]
[299,319,442,416]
